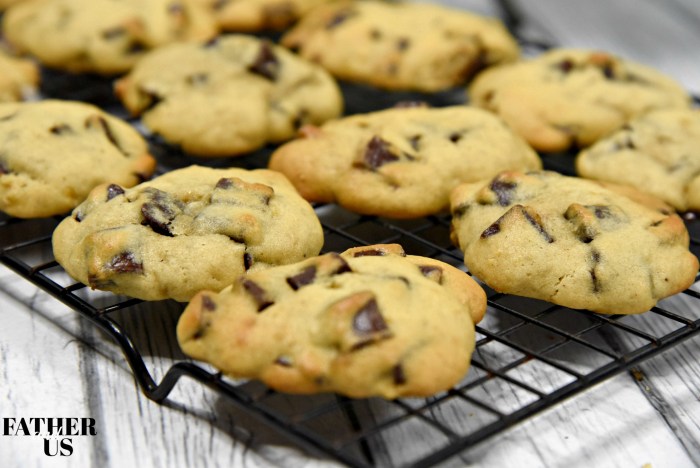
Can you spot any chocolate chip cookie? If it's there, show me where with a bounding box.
[115,34,343,157]
[281,0,520,92]
[468,49,692,152]
[450,171,698,314]
[0,47,39,102]
[577,108,700,212]
[177,244,486,398]
[268,105,541,218]
[0,100,156,218]
[196,0,332,32]
[2,0,218,75]
[52,165,324,302]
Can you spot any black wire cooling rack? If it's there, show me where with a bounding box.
[2,2,700,467]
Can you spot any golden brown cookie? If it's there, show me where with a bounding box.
[177,244,486,398]
[0,47,39,102]
[468,49,691,152]
[52,166,324,301]
[450,171,698,314]
[195,0,332,32]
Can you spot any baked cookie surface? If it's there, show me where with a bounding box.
[115,34,343,157]
[281,0,520,92]
[196,0,332,32]
[177,244,486,398]
[0,100,155,218]
[450,171,698,314]
[269,105,541,218]
[52,165,324,301]
[0,47,39,102]
[2,0,218,75]
[577,108,700,212]
[468,49,691,152]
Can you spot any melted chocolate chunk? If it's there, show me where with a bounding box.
[187,73,208,86]
[600,64,615,79]
[521,207,554,243]
[106,184,125,200]
[286,265,317,290]
[591,205,612,219]
[242,279,273,312]
[243,252,254,270]
[326,10,355,29]
[141,194,179,236]
[557,59,574,73]
[489,178,517,206]
[248,42,280,81]
[328,253,352,274]
[353,248,387,257]
[274,356,292,367]
[203,36,219,48]
[480,221,501,238]
[362,136,399,170]
[590,249,601,293]
[352,298,388,336]
[215,177,234,189]
[86,115,124,154]
[449,132,463,143]
[408,135,421,151]
[139,88,164,112]
[102,26,125,40]
[106,252,143,274]
[452,203,470,218]
[201,295,217,311]
[392,364,406,385]
[50,123,72,135]
[418,265,443,284]
[0,161,10,175]
[127,41,147,54]
[73,211,84,222]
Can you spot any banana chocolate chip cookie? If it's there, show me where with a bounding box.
[115,34,343,157]
[577,108,700,213]
[0,48,39,102]
[52,166,323,301]
[2,0,218,75]
[0,100,156,218]
[281,0,520,92]
[269,105,541,218]
[177,244,486,398]
[468,49,691,152]
[450,171,698,314]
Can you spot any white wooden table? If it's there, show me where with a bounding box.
[2,1,700,467]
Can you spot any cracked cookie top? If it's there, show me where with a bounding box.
[177,243,486,398]
[268,105,541,218]
[468,49,691,152]
[115,34,343,157]
[450,171,698,314]
[2,0,218,75]
[577,108,700,212]
[0,100,155,218]
[281,0,519,92]
[52,165,323,301]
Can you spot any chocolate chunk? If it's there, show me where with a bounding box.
[353,248,387,257]
[141,193,179,236]
[392,364,406,385]
[243,252,254,270]
[85,115,124,154]
[203,36,219,48]
[408,135,421,151]
[480,221,501,238]
[361,136,399,170]
[292,109,309,130]
[215,177,234,189]
[418,265,443,284]
[521,207,554,243]
[452,203,470,218]
[102,27,125,40]
[0,161,10,175]
[449,132,463,143]
[248,41,280,81]
[590,249,601,293]
[352,298,390,346]
[187,73,209,86]
[201,295,217,311]
[274,356,292,367]
[106,252,143,274]
[591,205,612,219]
[242,279,273,312]
[328,253,352,274]
[396,37,410,51]
[489,178,517,206]
[601,64,615,79]
[73,211,84,222]
[127,41,146,54]
[557,59,574,73]
[106,184,125,200]
[286,265,317,290]
[326,10,355,29]
[50,123,72,135]
[138,87,163,112]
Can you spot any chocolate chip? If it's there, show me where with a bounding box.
[557,59,574,73]
[481,221,501,238]
[102,27,125,40]
[392,364,406,385]
[138,87,163,112]
[591,206,612,219]
[590,249,601,293]
[274,356,292,367]
[353,248,387,257]
[286,265,317,290]
[202,295,217,311]
[326,10,355,29]
[489,178,517,206]
[396,37,410,51]
[449,132,463,143]
[203,36,219,48]
[242,279,273,312]
[0,161,10,175]
[85,115,124,155]
[328,253,352,274]
[292,109,309,130]
[649,219,663,227]
[361,136,399,170]
[106,184,125,200]
[141,193,179,236]
[521,207,554,243]
[601,64,615,79]
[419,265,443,283]
[352,298,390,347]
[50,123,72,135]
[73,212,84,222]
[243,252,254,270]
[215,178,234,189]
[106,252,143,274]
[187,73,209,86]
[248,41,280,81]
[452,203,470,218]
[408,135,421,151]
[127,41,147,54]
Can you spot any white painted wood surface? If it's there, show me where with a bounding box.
[1,1,700,467]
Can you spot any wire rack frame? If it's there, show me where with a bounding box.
[2,2,700,466]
